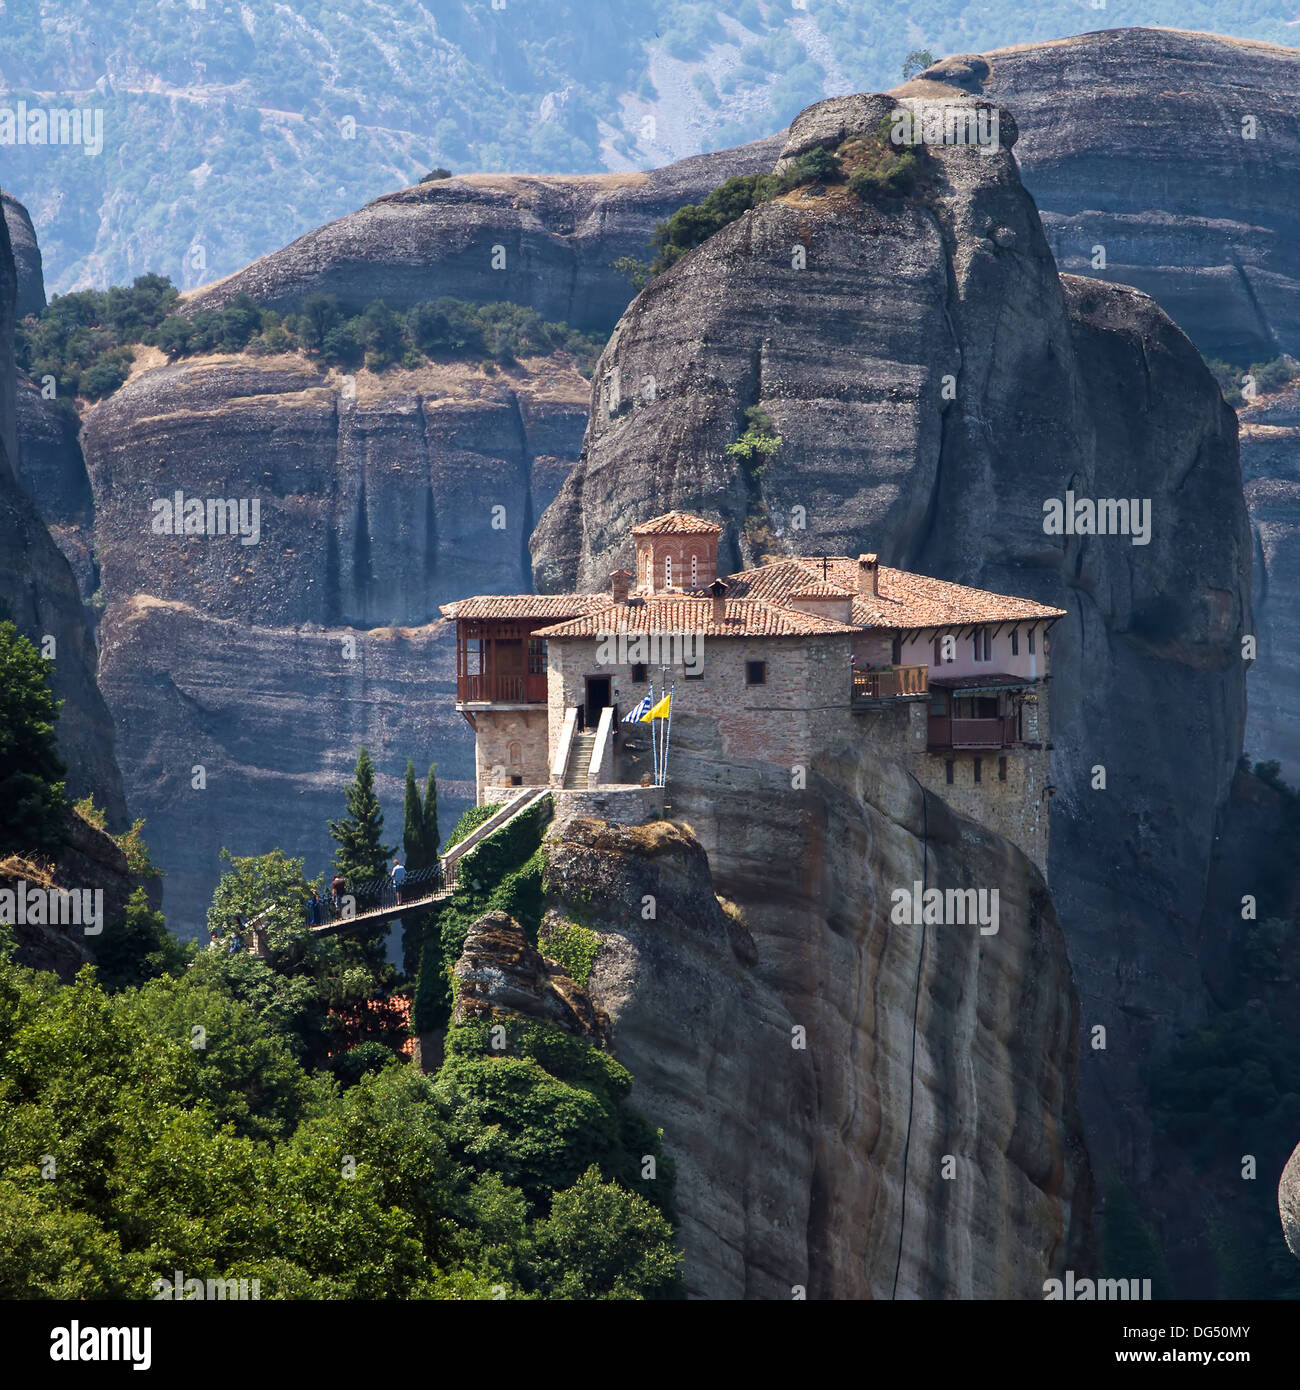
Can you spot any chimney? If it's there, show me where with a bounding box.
[857,553,879,596]
[610,569,632,604]
[708,577,728,626]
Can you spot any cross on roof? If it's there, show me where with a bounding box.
[818,556,832,578]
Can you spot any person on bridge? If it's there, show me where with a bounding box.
[392,856,407,905]
[331,873,346,914]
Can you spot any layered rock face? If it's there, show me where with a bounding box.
[2,191,46,320]
[543,777,1092,1299]
[533,90,1250,1187]
[918,29,1300,366]
[0,196,125,822]
[1239,389,1300,779]
[83,355,589,933]
[181,136,784,332]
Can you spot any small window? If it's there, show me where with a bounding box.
[631,663,647,683]
[691,553,699,586]
[933,635,943,665]
[930,693,948,716]
[509,774,523,786]
[664,554,672,589]
[1028,627,1036,655]
[1010,629,1019,656]
[945,760,954,785]
[998,756,1008,782]
[746,660,766,686]
[973,757,982,784]
[891,634,903,664]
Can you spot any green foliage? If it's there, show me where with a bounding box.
[1207,356,1297,408]
[542,919,602,987]
[412,799,551,1035]
[443,802,501,852]
[422,764,441,867]
[15,274,178,401]
[402,760,432,873]
[0,620,67,858]
[842,119,921,199]
[437,1019,675,1225]
[610,255,651,291]
[114,819,163,880]
[649,171,778,274]
[0,940,680,1299]
[92,888,189,993]
[902,47,935,80]
[1099,1174,1174,1299]
[328,747,394,890]
[725,404,782,476]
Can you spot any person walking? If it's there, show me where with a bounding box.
[331,872,346,915]
[392,856,407,906]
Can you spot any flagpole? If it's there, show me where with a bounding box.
[659,683,674,787]
[648,679,659,786]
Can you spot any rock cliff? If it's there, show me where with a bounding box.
[180,136,785,332]
[916,29,1300,366]
[83,354,589,932]
[0,195,126,822]
[541,779,1092,1299]
[531,87,1250,1197]
[2,192,45,320]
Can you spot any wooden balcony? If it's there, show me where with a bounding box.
[456,672,549,705]
[853,664,929,702]
[928,715,1018,750]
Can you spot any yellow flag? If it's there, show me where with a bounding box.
[641,692,671,721]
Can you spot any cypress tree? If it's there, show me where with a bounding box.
[403,760,429,872]
[422,763,440,858]
[328,747,393,891]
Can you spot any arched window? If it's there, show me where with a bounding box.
[691,553,698,586]
[508,741,522,765]
[664,554,672,589]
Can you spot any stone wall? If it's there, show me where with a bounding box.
[473,707,550,803]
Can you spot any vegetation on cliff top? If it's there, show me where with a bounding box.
[15,275,607,408]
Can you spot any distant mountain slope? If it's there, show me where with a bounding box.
[1,5,1297,292]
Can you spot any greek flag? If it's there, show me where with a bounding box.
[623,694,652,722]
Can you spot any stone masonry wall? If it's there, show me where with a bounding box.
[474,708,550,802]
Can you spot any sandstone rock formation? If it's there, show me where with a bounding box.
[452,907,606,1042]
[917,29,1300,366]
[2,191,45,320]
[0,195,126,822]
[542,779,1092,1299]
[1282,1139,1300,1263]
[83,355,588,932]
[180,136,785,332]
[531,87,1249,1200]
[1240,387,1300,780]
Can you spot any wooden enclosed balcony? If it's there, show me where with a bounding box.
[928,714,1019,750]
[455,618,550,706]
[852,664,929,702]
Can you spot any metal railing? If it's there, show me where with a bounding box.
[852,664,929,701]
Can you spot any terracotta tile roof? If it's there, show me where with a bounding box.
[788,581,856,598]
[724,557,1065,629]
[533,595,858,639]
[439,593,609,622]
[630,510,723,536]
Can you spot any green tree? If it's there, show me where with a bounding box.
[0,620,67,857]
[93,887,188,992]
[328,748,393,892]
[403,760,432,872]
[902,48,935,81]
[422,763,441,860]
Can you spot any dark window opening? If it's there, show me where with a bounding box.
[945,760,954,785]
[1010,629,1019,656]
[528,637,548,675]
[973,757,982,784]
[509,774,523,786]
[631,663,647,683]
[891,634,903,664]
[746,660,766,686]
[1028,627,1036,654]
[998,756,1007,782]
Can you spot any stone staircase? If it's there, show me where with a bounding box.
[564,731,597,788]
